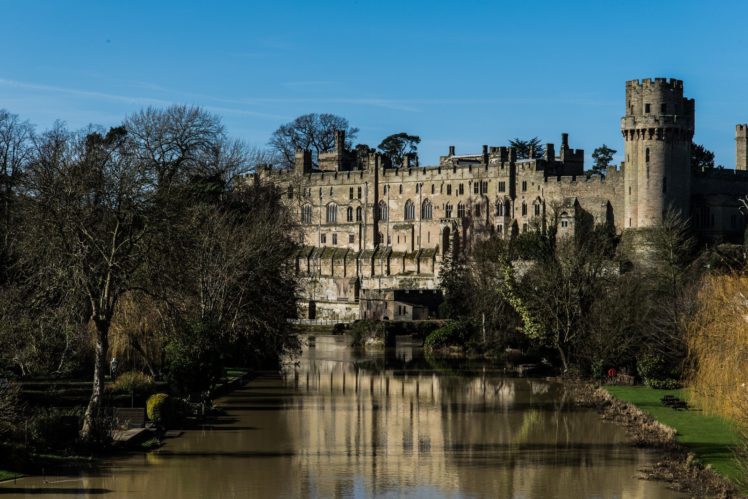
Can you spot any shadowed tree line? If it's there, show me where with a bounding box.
[0,107,300,443]
[437,207,731,386]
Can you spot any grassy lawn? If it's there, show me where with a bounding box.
[0,470,23,482]
[224,367,248,380]
[607,385,744,485]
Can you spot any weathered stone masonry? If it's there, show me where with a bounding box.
[259,78,748,321]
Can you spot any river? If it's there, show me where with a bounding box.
[1,335,683,498]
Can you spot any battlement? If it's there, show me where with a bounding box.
[737,124,748,137]
[626,78,684,91]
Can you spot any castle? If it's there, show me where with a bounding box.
[259,78,748,322]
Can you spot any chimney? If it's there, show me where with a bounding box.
[449,145,455,156]
[482,145,488,164]
[561,133,569,149]
[545,143,555,161]
[294,148,312,173]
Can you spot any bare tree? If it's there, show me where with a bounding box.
[19,106,245,441]
[269,113,358,168]
[0,110,34,281]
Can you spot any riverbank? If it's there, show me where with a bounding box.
[571,382,745,498]
[0,366,253,483]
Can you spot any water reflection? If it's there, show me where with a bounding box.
[1,335,684,498]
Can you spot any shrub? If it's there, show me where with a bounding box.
[637,351,681,388]
[164,320,224,395]
[110,371,154,395]
[424,321,471,350]
[349,320,383,347]
[146,393,174,428]
[0,379,22,436]
[646,378,682,390]
[27,407,82,451]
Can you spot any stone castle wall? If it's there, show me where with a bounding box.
[257,78,748,321]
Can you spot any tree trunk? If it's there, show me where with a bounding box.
[80,322,109,442]
[557,344,569,372]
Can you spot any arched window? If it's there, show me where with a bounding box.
[421,199,432,220]
[356,206,362,221]
[346,206,353,222]
[521,202,527,216]
[445,203,453,218]
[457,202,465,218]
[301,204,312,224]
[378,201,388,221]
[504,199,511,216]
[326,203,337,223]
[496,201,503,216]
[534,200,541,216]
[405,200,415,220]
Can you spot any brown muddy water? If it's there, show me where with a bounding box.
[1,335,684,498]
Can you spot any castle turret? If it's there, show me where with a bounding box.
[621,78,694,228]
[737,124,748,171]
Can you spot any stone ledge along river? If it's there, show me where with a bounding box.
[1,335,684,498]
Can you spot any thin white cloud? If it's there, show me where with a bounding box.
[0,77,290,120]
[0,77,170,106]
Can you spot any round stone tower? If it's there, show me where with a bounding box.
[621,78,694,228]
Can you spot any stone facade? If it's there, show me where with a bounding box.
[258,78,748,321]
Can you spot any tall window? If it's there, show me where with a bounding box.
[349,187,354,200]
[457,202,465,218]
[326,203,337,223]
[356,206,362,221]
[447,184,452,195]
[534,203,541,216]
[405,200,415,220]
[475,203,481,218]
[645,148,650,162]
[445,203,453,218]
[357,186,362,199]
[522,180,527,192]
[459,183,464,195]
[421,199,432,220]
[378,201,388,221]
[521,202,527,216]
[473,182,479,194]
[399,184,403,194]
[347,206,353,222]
[481,181,488,194]
[496,201,503,216]
[498,181,506,193]
[431,184,435,194]
[301,205,312,224]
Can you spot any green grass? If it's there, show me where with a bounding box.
[606,385,744,485]
[0,469,23,482]
[224,367,248,380]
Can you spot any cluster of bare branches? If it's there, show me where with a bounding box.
[0,106,300,442]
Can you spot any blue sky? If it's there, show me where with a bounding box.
[1,0,747,167]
